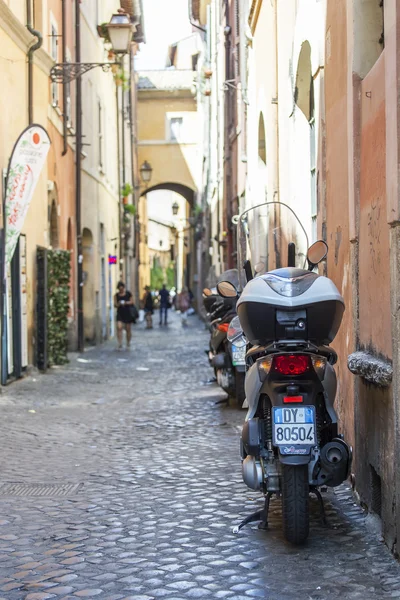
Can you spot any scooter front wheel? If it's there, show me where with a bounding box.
[281,464,309,545]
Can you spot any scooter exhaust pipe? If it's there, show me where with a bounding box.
[320,438,350,468]
[319,438,352,487]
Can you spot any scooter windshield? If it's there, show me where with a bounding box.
[237,202,309,290]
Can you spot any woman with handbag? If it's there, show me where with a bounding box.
[142,285,154,329]
[115,281,136,349]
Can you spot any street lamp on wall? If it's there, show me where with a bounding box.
[50,12,134,83]
[172,201,180,216]
[106,13,135,54]
[140,161,153,185]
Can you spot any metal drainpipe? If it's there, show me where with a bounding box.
[121,61,127,284]
[116,85,123,284]
[132,62,141,306]
[26,0,43,125]
[61,0,68,156]
[224,0,233,269]
[274,0,280,202]
[128,47,136,295]
[214,2,221,271]
[188,0,206,33]
[75,0,84,352]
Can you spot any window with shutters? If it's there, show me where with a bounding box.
[98,100,104,171]
[169,117,183,142]
[258,113,266,164]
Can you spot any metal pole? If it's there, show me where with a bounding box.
[75,0,84,352]
[121,65,127,284]
[116,85,122,283]
[128,48,135,294]
[132,61,141,306]
[26,0,43,125]
[61,0,68,156]
[1,169,7,385]
[224,0,233,269]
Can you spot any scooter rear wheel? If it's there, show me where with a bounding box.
[281,464,309,544]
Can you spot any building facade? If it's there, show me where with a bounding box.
[323,0,399,552]
[136,65,202,297]
[190,0,247,293]
[0,0,144,378]
[0,0,53,376]
[192,0,400,554]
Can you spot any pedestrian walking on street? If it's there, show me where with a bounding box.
[177,287,191,327]
[115,281,137,350]
[142,285,154,329]
[158,284,171,326]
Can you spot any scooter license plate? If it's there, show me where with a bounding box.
[232,344,246,366]
[273,406,316,446]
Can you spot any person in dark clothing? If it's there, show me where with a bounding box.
[158,284,170,326]
[114,281,134,350]
[142,285,154,329]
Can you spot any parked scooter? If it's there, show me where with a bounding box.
[217,201,352,544]
[203,273,246,407]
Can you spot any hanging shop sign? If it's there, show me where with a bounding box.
[4,124,51,265]
[108,254,117,265]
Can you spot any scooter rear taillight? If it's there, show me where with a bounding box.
[217,323,229,333]
[273,354,310,376]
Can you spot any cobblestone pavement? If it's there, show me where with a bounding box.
[0,312,398,600]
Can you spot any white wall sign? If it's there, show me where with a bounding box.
[5,125,51,265]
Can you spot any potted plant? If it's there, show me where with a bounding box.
[97,23,111,42]
[121,182,133,204]
[123,204,136,216]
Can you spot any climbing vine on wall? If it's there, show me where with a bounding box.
[47,250,71,366]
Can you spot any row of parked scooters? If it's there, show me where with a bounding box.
[201,201,353,545]
[203,269,246,408]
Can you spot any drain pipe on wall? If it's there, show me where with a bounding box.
[224,0,233,268]
[26,0,43,125]
[61,0,68,156]
[188,0,206,33]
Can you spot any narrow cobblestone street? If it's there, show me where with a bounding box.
[0,312,398,600]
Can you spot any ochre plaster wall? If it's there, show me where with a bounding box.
[325,0,355,452]
[325,0,397,547]
[358,56,390,356]
[137,93,199,193]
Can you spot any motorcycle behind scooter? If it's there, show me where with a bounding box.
[217,201,352,544]
[203,271,246,408]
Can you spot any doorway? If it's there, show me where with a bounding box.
[82,228,95,343]
[100,224,107,340]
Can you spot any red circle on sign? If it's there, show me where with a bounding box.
[32,132,40,145]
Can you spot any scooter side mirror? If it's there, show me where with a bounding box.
[217,281,238,299]
[307,240,328,270]
[203,288,213,297]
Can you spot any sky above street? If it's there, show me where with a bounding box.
[135,0,193,70]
